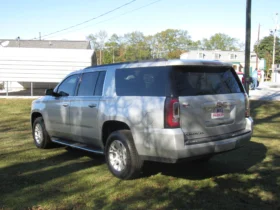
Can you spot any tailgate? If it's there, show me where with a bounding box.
[179,94,246,144]
[171,65,247,144]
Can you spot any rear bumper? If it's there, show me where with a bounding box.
[137,117,253,163]
[175,128,252,161]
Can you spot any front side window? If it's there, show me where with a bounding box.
[57,74,79,96]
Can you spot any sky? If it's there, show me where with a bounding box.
[0,0,279,48]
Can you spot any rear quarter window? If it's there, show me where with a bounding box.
[115,67,170,96]
[172,66,243,96]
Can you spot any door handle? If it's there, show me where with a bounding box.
[62,103,69,107]
[88,104,97,108]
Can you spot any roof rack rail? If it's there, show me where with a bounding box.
[131,58,168,63]
[87,58,168,69]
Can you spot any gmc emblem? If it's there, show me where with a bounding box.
[217,102,228,107]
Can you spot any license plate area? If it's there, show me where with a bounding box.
[211,108,224,119]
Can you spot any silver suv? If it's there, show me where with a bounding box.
[31,59,253,179]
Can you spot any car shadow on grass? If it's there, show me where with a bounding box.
[98,141,277,210]
[142,141,266,180]
[91,140,278,210]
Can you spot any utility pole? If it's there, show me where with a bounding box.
[39,32,41,40]
[244,0,251,94]
[17,36,20,47]
[112,46,115,63]
[99,49,102,65]
[256,24,260,69]
[272,13,279,83]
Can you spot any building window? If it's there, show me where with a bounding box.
[230,54,236,60]
[214,53,220,60]
[198,53,205,59]
[251,55,256,59]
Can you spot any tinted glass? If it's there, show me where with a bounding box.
[115,67,170,96]
[172,66,243,96]
[77,72,98,96]
[57,74,79,96]
[94,71,106,96]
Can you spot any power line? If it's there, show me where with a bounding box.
[46,0,162,39]
[35,0,136,39]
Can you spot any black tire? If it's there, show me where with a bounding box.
[105,130,143,180]
[32,117,52,149]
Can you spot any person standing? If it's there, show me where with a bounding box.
[252,68,258,90]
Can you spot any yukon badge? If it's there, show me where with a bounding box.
[184,131,205,136]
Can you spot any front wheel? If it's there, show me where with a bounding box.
[32,117,52,149]
[105,130,143,180]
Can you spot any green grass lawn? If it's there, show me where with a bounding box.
[0,99,280,210]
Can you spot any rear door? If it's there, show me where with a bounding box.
[172,66,246,144]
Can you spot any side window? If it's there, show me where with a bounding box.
[57,75,79,96]
[77,72,99,96]
[94,71,106,96]
[115,67,169,96]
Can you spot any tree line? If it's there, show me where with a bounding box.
[254,35,280,71]
[87,29,244,65]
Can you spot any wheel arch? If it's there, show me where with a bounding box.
[31,112,43,128]
[102,120,130,148]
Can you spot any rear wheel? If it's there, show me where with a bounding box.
[32,117,52,149]
[105,130,143,180]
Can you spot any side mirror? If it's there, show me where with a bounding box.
[45,88,54,96]
[59,91,69,97]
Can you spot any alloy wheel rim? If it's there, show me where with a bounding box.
[34,124,43,144]
[108,140,127,172]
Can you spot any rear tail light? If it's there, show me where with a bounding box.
[244,93,250,117]
[242,77,245,84]
[164,97,180,128]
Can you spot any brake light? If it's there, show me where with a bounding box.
[164,98,180,128]
[244,93,250,117]
[242,77,245,84]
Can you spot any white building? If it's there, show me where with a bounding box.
[180,50,263,75]
[272,64,280,83]
[0,39,96,95]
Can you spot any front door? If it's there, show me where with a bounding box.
[44,74,79,140]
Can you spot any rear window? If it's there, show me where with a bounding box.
[172,66,243,96]
[115,67,170,96]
